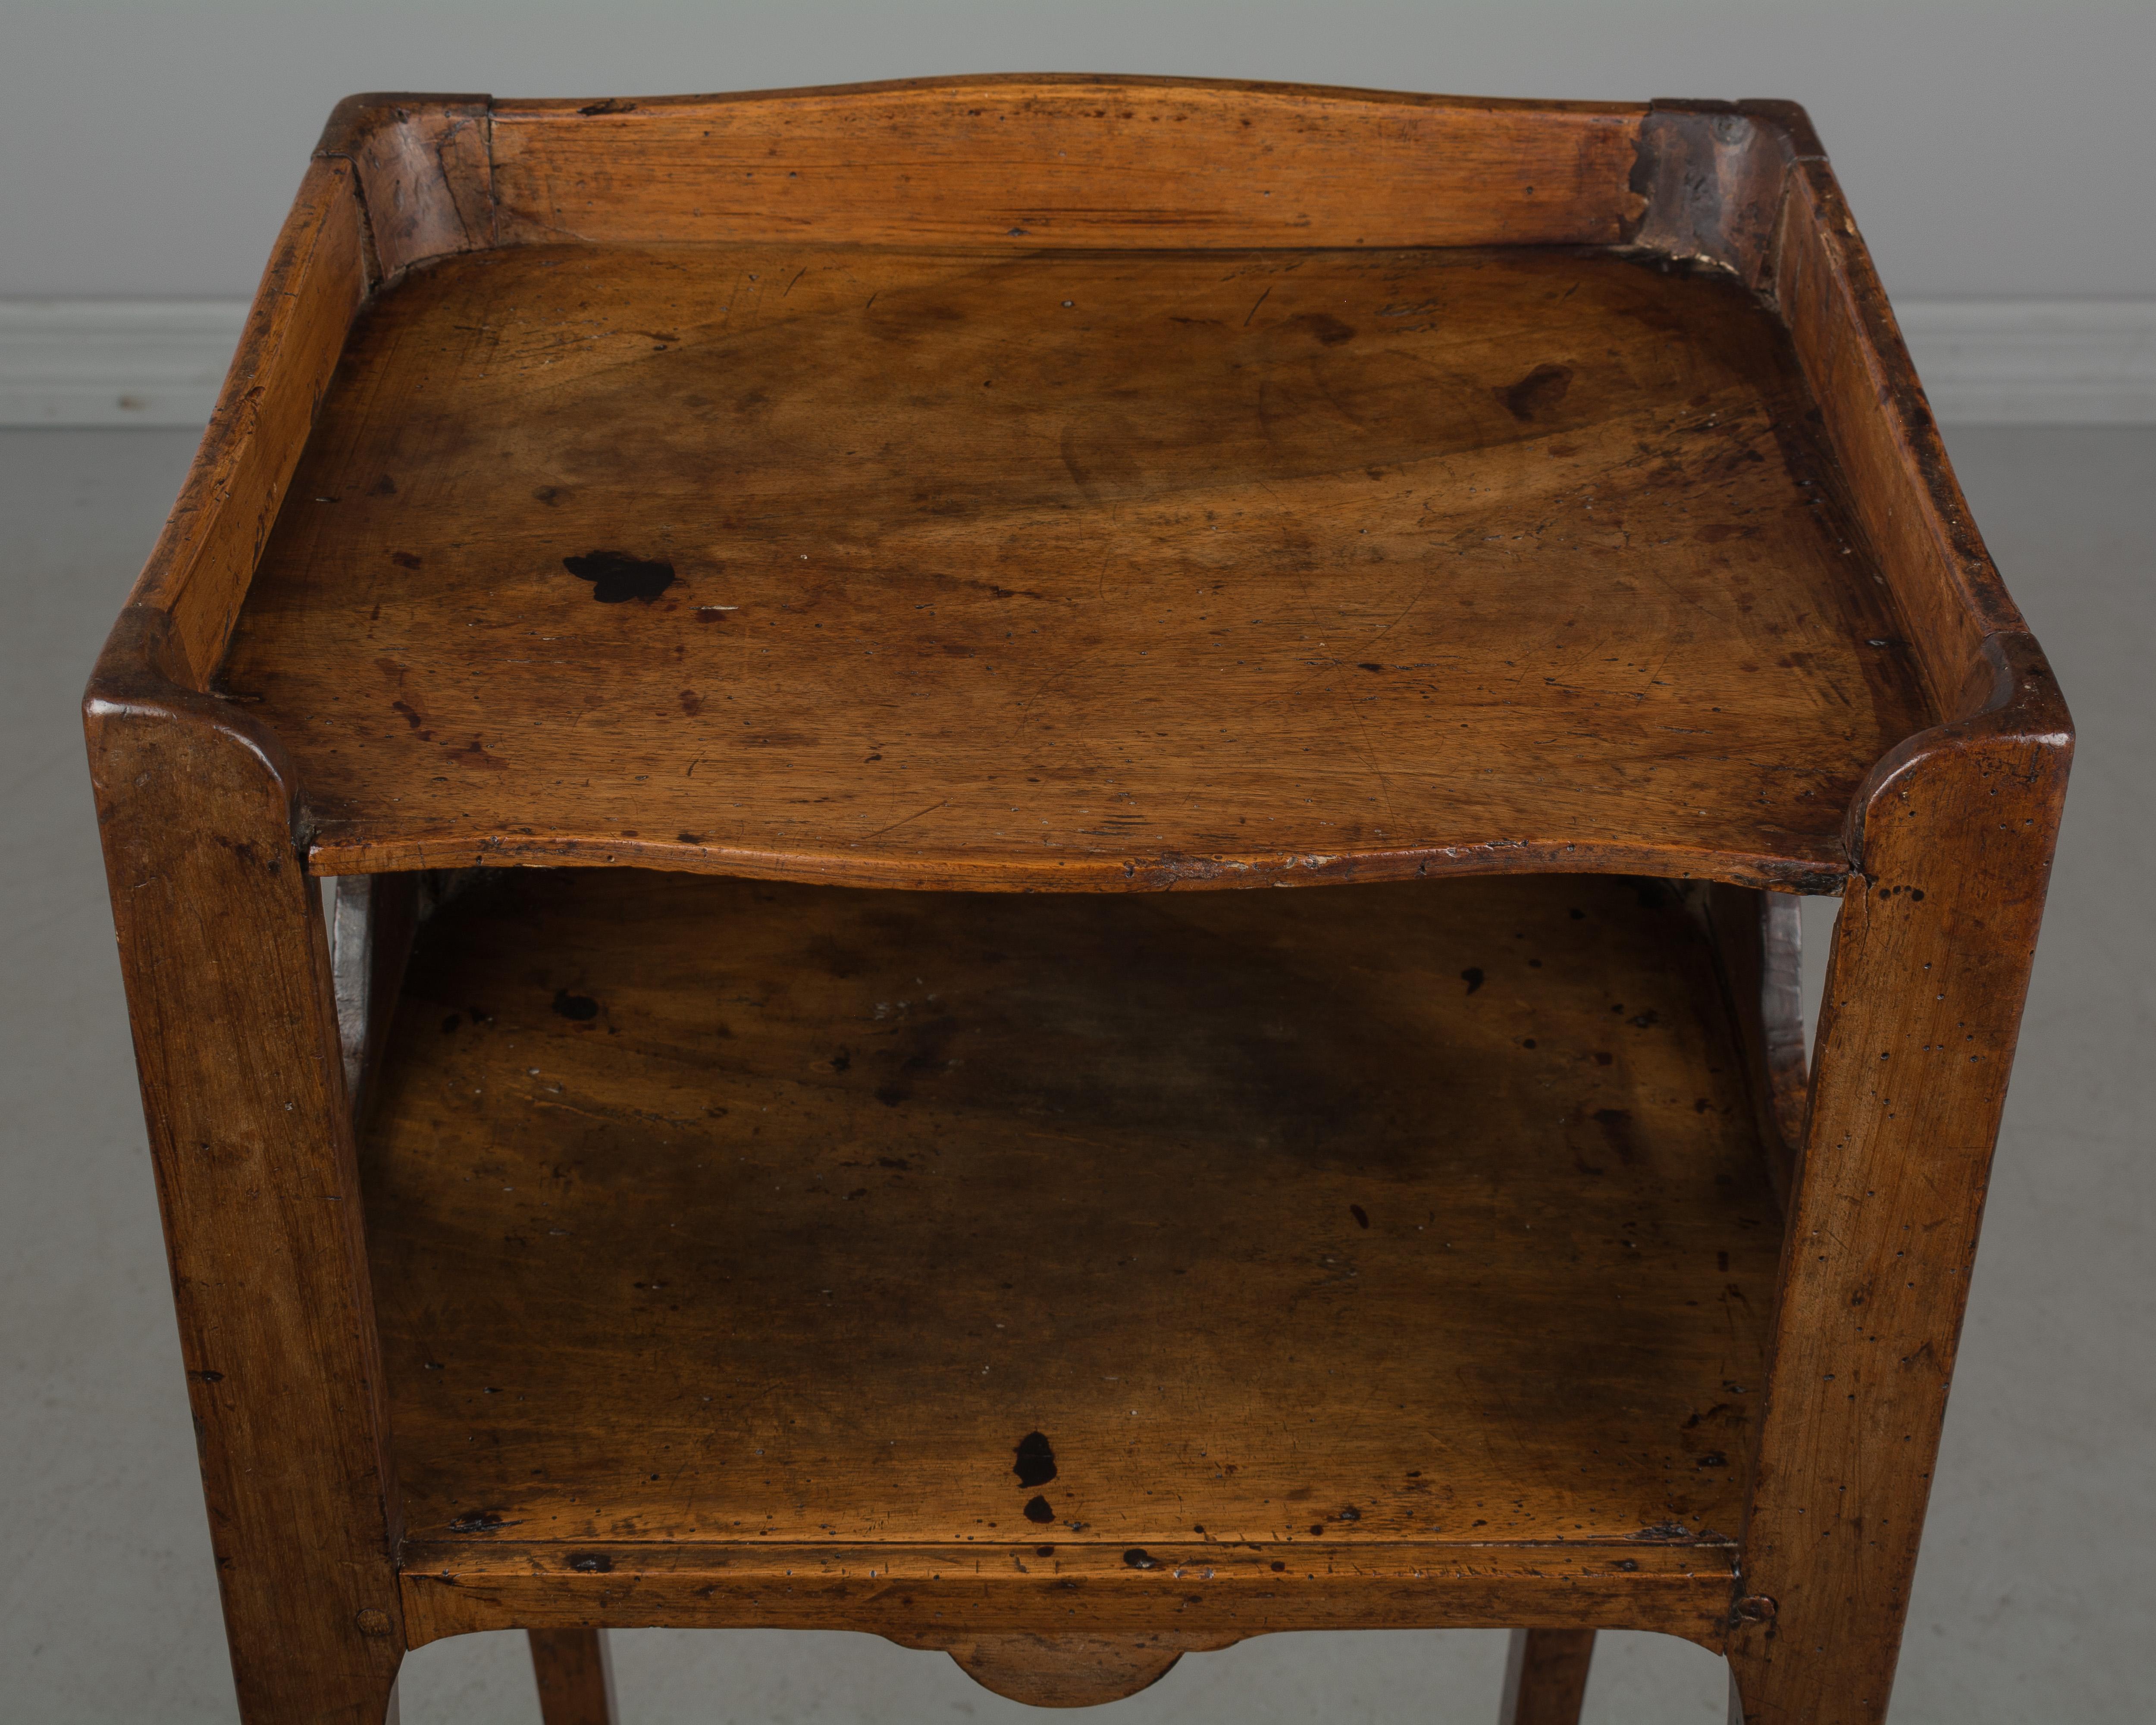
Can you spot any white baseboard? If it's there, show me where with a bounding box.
[2,295,2151,429]
[0,300,246,428]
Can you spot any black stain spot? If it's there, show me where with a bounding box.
[533,486,565,505]
[1023,1496,1055,1524]
[679,689,704,715]
[1630,1521,1692,1541]
[564,549,676,603]
[1911,888,1926,901]
[677,831,704,844]
[448,1509,515,1534]
[568,1552,613,1572]
[440,1013,461,1033]
[552,990,600,1021]
[831,1049,851,1072]
[1036,1543,1056,1557]
[1270,1560,1287,1571]
[369,474,398,497]
[1614,1558,1639,1572]
[1015,1431,1058,1488]
[1460,966,1485,995]
[1496,362,1574,422]
[389,549,422,568]
[1122,1548,1157,1569]
[1357,662,1382,672]
[1349,1204,1370,1229]
[1309,1523,1326,1536]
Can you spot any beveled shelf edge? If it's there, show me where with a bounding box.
[305,831,1850,895]
[399,1539,1739,1652]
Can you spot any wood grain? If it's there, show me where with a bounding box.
[401,1539,1735,1649]
[124,158,365,689]
[225,241,1927,891]
[83,661,404,1722]
[1728,635,2071,1723]
[363,868,1777,1630]
[1771,163,2022,721]
[527,1628,615,1725]
[490,77,1644,251]
[316,94,495,282]
[1500,1627,1596,1725]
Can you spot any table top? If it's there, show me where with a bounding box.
[223,238,1928,891]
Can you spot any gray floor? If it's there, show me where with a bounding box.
[2,427,2148,1722]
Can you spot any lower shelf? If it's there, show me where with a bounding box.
[362,868,1780,1642]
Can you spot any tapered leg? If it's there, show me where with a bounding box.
[1499,1629,1594,1725]
[530,1630,617,1725]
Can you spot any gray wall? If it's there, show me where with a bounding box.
[5,0,2152,301]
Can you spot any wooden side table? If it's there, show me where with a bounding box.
[85,79,2070,1725]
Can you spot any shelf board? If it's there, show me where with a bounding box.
[364,866,1780,1636]
[224,241,1929,891]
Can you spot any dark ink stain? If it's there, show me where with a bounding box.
[1270,1560,1287,1571]
[1911,888,1925,901]
[369,474,398,497]
[448,1510,516,1534]
[1594,1051,1614,1066]
[1036,1543,1056,1556]
[1357,662,1382,672]
[877,1156,911,1171]
[1023,1496,1055,1524]
[390,700,427,733]
[1460,966,1485,995]
[679,688,703,715]
[1349,1204,1370,1229]
[1614,1558,1639,1572]
[564,549,676,603]
[552,990,600,1021]
[831,1049,851,1072]
[676,832,704,844]
[390,550,422,569]
[1496,362,1573,422]
[568,1552,613,1572]
[1122,1549,1157,1569]
[440,1013,461,1033]
[533,486,565,505]
[1309,1524,1326,1536]
[1015,1431,1058,1488]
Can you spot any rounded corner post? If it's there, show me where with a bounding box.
[84,663,409,1721]
[1730,632,2067,1723]
[314,92,496,278]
